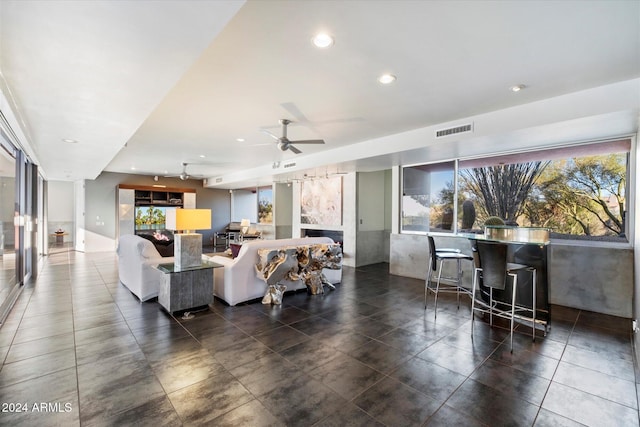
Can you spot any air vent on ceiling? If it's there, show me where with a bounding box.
[283,161,297,169]
[215,177,223,183]
[435,123,473,138]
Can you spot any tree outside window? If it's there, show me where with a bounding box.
[258,187,273,224]
[403,139,630,241]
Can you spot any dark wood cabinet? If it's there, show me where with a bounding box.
[118,184,196,207]
[136,190,184,206]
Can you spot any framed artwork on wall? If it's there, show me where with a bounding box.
[300,176,342,226]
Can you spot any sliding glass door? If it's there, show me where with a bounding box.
[0,138,18,319]
[0,131,41,322]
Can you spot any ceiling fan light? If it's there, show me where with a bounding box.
[312,33,334,48]
[378,74,396,84]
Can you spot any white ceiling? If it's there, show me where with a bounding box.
[1,0,639,187]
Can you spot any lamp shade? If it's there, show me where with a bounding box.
[240,218,251,228]
[166,208,211,231]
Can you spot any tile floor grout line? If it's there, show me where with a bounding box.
[529,309,580,426]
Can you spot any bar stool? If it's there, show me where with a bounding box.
[425,236,474,317]
[470,240,536,352]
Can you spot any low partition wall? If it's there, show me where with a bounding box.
[389,233,633,318]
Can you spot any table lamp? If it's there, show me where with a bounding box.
[166,208,212,268]
[240,218,250,241]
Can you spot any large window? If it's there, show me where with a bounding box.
[231,185,273,224]
[402,161,455,233]
[402,139,631,241]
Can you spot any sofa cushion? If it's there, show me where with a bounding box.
[137,232,174,257]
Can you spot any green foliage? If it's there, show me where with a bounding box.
[407,150,627,238]
[484,216,505,226]
[534,154,626,236]
[258,199,273,224]
[459,153,627,237]
[135,207,165,226]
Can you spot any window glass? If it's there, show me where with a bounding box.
[457,140,630,241]
[258,186,273,224]
[402,162,454,233]
[0,141,17,310]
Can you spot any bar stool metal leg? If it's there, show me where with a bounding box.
[510,273,517,352]
[424,261,433,309]
[434,260,444,318]
[471,267,479,338]
[531,268,536,342]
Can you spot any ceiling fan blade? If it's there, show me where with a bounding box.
[280,102,309,123]
[260,129,280,141]
[290,139,325,145]
[288,145,302,154]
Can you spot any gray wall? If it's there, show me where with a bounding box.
[275,183,293,239]
[84,172,230,252]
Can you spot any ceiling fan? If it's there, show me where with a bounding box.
[261,119,325,154]
[164,162,201,180]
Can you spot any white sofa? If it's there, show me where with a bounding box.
[117,234,174,301]
[204,237,342,306]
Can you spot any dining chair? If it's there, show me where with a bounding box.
[425,236,474,317]
[470,240,537,352]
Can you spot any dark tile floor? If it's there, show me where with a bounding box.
[0,248,638,426]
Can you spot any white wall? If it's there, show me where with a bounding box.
[231,190,257,223]
[47,180,74,243]
[74,180,85,251]
[48,181,74,220]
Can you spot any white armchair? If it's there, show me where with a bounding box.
[116,234,174,301]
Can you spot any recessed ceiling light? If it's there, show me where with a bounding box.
[312,33,334,48]
[199,154,206,158]
[510,84,526,92]
[130,166,136,170]
[62,138,78,143]
[378,74,396,85]
[236,138,245,142]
